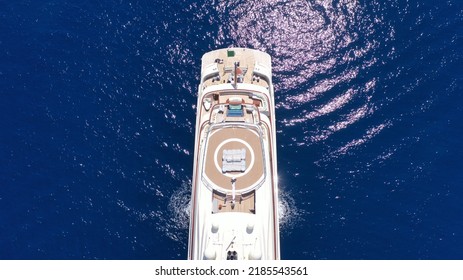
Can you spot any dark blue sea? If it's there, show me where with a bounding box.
[1,0,462,260]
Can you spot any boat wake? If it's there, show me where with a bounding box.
[165,181,304,245]
[278,187,306,233]
[161,181,191,247]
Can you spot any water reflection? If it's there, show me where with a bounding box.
[212,0,388,155]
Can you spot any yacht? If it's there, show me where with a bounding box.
[188,48,280,260]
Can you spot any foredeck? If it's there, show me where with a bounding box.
[201,48,271,89]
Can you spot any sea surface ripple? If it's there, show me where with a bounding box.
[0,0,462,259]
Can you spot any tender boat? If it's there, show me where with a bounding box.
[188,48,280,260]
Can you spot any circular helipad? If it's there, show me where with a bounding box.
[203,126,264,191]
[213,138,255,178]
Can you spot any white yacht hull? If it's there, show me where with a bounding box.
[188,48,280,260]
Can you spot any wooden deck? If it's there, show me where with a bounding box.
[201,48,270,89]
[198,48,272,216]
[203,126,264,192]
[212,190,255,214]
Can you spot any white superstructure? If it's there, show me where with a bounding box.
[188,48,280,260]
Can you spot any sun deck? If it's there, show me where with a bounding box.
[203,125,265,191]
[201,123,266,215]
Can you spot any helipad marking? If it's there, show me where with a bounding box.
[214,138,255,178]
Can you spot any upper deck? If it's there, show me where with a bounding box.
[195,49,275,216]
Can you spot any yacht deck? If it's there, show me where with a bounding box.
[203,126,265,192]
[189,48,279,260]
